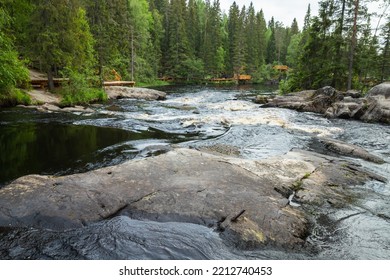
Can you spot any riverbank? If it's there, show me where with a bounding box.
[259,83,390,125]
[17,85,167,114]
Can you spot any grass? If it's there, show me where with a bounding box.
[60,88,107,107]
[0,88,31,107]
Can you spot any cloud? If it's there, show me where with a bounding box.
[219,0,318,28]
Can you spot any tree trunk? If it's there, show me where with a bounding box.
[347,0,359,90]
[381,37,389,83]
[332,0,346,88]
[47,66,55,91]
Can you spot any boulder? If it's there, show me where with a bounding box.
[263,84,390,125]
[366,82,390,98]
[361,83,390,124]
[105,86,167,101]
[309,86,344,114]
[0,148,384,249]
[261,91,312,111]
[254,95,269,104]
[316,137,385,164]
[325,98,365,119]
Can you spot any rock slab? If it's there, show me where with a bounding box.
[263,83,390,124]
[105,86,167,101]
[0,148,383,249]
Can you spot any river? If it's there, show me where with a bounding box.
[0,85,389,259]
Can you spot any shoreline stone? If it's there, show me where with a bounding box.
[261,83,390,125]
[105,86,167,101]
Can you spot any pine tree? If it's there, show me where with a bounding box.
[149,8,164,78]
[166,0,193,78]
[291,18,299,35]
[244,3,259,74]
[27,0,96,90]
[2,0,33,55]
[255,10,267,67]
[266,17,277,64]
[187,0,201,57]
[303,4,311,31]
[228,2,246,75]
[84,0,129,80]
[201,0,224,77]
[127,0,155,81]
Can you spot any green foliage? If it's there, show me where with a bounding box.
[286,33,302,68]
[0,7,30,106]
[283,0,384,92]
[2,0,389,103]
[0,88,31,107]
[182,58,205,80]
[26,0,96,91]
[59,68,107,107]
[278,79,291,94]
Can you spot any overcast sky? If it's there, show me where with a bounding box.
[219,1,385,30]
[219,0,319,28]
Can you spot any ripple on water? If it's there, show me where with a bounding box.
[1,85,390,260]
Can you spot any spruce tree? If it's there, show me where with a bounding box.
[28,0,95,90]
[166,0,192,78]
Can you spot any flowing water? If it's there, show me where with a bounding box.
[0,85,389,259]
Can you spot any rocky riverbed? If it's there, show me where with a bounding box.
[0,146,386,252]
[259,82,390,124]
[1,84,389,259]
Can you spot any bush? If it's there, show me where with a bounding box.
[59,68,107,107]
[0,7,30,106]
[0,88,31,107]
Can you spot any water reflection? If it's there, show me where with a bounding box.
[0,122,136,185]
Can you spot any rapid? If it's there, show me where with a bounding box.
[0,85,389,259]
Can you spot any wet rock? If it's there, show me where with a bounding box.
[317,138,385,164]
[262,90,315,111]
[264,83,390,124]
[19,103,95,114]
[345,90,362,98]
[105,86,167,101]
[309,86,344,114]
[61,106,95,114]
[0,148,383,249]
[198,144,241,156]
[0,217,240,260]
[325,98,365,119]
[105,104,124,112]
[254,95,269,104]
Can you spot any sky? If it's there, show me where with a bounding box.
[219,0,319,28]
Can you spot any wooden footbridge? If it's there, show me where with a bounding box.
[210,74,251,83]
[31,78,135,88]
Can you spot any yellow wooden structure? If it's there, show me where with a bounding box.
[103,81,135,87]
[273,65,289,72]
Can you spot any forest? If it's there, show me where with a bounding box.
[0,0,389,106]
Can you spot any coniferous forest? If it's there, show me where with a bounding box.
[0,0,389,106]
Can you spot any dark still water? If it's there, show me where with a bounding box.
[0,107,197,187]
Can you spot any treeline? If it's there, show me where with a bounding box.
[283,0,390,92]
[1,0,389,106]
